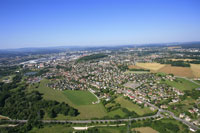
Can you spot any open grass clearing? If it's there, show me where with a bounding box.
[63,90,97,105]
[107,108,126,118]
[115,97,154,116]
[29,125,73,133]
[161,78,200,91]
[132,127,158,133]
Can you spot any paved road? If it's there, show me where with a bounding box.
[8,112,159,124]
[6,108,199,131]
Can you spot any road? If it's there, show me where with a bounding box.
[5,107,199,131]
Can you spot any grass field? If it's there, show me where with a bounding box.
[28,79,107,119]
[107,108,126,118]
[161,78,200,91]
[132,127,158,133]
[30,125,73,133]
[115,97,154,116]
[63,90,97,105]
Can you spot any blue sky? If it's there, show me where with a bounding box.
[0,0,200,49]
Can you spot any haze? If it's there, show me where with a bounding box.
[0,0,200,49]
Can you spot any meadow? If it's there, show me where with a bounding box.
[115,97,154,116]
[161,78,200,91]
[63,90,97,105]
[132,127,158,133]
[28,79,107,119]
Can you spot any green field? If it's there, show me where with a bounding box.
[29,125,73,133]
[63,90,97,105]
[115,97,154,116]
[107,108,126,118]
[161,78,200,91]
[28,79,107,119]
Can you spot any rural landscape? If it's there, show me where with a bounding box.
[1,0,200,132]
[1,42,200,133]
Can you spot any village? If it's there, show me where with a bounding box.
[19,47,200,129]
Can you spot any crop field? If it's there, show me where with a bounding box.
[157,65,195,78]
[135,63,166,71]
[131,62,200,78]
[115,97,154,116]
[191,64,200,78]
[28,79,107,119]
[132,127,158,133]
[161,78,200,91]
[170,58,195,61]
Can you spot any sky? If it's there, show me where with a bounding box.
[0,0,200,49]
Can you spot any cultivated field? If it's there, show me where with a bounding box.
[191,64,200,78]
[28,79,107,119]
[132,127,158,133]
[115,97,154,116]
[135,63,166,71]
[170,58,195,61]
[157,65,195,78]
[130,62,200,78]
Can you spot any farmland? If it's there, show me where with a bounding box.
[135,63,166,71]
[115,97,154,116]
[28,79,107,119]
[132,127,158,133]
[131,62,200,78]
[157,65,195,78]
[191,64,200,77]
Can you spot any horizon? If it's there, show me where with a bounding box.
[0,0,200,49]
[1,41,200,50]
